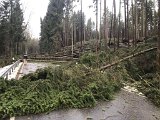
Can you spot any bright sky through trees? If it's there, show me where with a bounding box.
[21,0,158,38]
[21,0,115,38]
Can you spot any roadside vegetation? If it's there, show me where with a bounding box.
[0,39,159,119]
[0,63,123,118]
[0,59,12,68]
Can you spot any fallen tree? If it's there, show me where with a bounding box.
[100,47,157,70]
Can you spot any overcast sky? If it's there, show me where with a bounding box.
[20,0,119,38]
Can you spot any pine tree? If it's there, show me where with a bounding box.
[0,0,25,57]
[40,0,65,54]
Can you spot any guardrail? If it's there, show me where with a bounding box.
[0,60,21,79]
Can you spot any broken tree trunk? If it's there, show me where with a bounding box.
[100,47,157,71]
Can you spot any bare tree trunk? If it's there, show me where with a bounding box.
[117,0,121,48]
[127,0,129,47]
[96,0,98,51]
[153,0,157,36]
[132,0,135,46]
[113,0,116,51]
[81,0,83,52]
[71,3,74,57]
[109,6,113,47]
[142,0,145,39]
[104,0,108,51]
[99,0,102,49]
[84,25,86,42]
[124,0,127,43]
[157,0,160,69]
[10,0,13,57]
[135,0,138,45]
[64,19,66,47]
[144,0,148,42]
[96,0,99,67]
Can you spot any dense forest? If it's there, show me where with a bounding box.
[0,0,159,60]
[39,0,159,53]
[0,0,39,59]
[0,0,26,57]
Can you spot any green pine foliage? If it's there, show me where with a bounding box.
[0,0,25,57]
[0,37,158,119]
[0,64,123,119]
[123,49,160,108]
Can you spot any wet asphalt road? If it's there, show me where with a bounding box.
[19,62,54,78]
[15,62,160,120]
[16,90,160,120]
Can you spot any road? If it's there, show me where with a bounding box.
[18,62,54,78]
[12,62,160,120]
[16,90,160,120]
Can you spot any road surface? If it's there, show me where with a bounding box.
[12,62,160,120]
[16,90,160,120]
[18,62,54,78]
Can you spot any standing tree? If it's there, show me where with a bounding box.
[158,0,160,69]
[113,0,116,51]
[80,0,83,52]
[0,0,25,57]
[103,0,108,51]
[39,0,65,54]
[117,0,121,48]
[99,0,102,49]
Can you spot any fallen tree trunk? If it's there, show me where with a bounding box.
[100,47,157,71]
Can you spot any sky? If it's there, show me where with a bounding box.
[1,0,158,38]
[21,0,49,38]
[20,0,118,38]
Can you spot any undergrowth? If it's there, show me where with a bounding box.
[0,59,13,68]
[124,50,160,107]
[138,74,160,107]
[79,41,157,68]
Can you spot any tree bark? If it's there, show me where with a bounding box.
[71,2,74,56]
[135,0,138,45]
[104,0,108,51]
[99,0,102,49]
[157,0,160,69]
[95,0,99,67]
[127,0,129,47]
[117,0,121,48]
[144,0,148,41]
[132,0,135,46]
[124,0,127,44]
[81,0,83,52]
[109,6,113,47]
[113,0,116,51]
